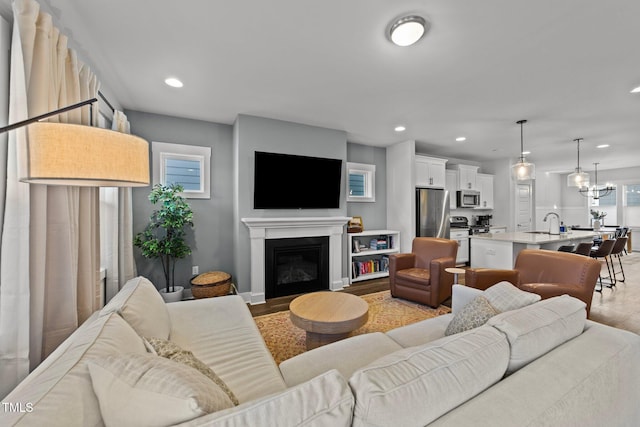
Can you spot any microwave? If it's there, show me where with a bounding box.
[457,190,480,208]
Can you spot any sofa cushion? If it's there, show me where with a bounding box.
[88,353,234,427]
[279,332,403,387]
[445,295,499,336]
[146,337,239,405]
[100,276,171,339]
[487,295,586,374]
[385,313,452,348]
[1,312,147,427]
[349,326,509,427]
[174,369,354,427]
[165,295,287,403]
[483,281,541,312]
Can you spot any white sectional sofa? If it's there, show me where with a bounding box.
[2,278,640,426]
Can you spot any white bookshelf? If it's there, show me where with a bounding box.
[348,230,400,284]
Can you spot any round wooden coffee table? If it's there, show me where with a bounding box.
[289,292,369,350]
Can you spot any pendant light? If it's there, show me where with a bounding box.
[579,163,613,200]
[567,138,590,188]
[511,119,535,180]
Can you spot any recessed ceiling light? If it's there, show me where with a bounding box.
[388,15,428,47]
[597,144,610,148]
[630,86,640,93]
[522,151,531,155]
[394,125,406,132]
[455,137,466,142]
[164,77,184,88]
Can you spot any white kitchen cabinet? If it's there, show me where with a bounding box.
[445,170,457,209]
[416,155,447,188]
[476,173,494,209]
[450,229,470,265]
[452,164,478,190]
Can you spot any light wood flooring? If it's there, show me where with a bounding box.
[589,251,640,335]
[250,252,640,337]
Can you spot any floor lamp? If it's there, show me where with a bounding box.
[0,98,149,187]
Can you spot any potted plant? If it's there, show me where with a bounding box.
[134,183,194,302]
[590,209,607,231]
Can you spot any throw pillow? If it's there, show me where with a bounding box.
[145,337,239,406]
[87,353,234,427]
[445,295,499,336]
[483,281,541,313]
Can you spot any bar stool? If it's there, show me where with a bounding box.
[557,245,575,252]
[574,242,593,256]
[590,239,615,292]
[610,237,628,283]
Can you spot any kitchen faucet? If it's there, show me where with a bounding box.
[543,212,561,235]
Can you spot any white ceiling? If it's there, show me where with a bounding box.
[2,0,640,174]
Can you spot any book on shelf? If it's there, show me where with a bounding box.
[369,238,389,250]
[351,255,390,278]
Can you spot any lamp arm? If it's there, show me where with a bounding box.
[0,97,98,134]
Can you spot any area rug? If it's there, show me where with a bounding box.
[253,291,451,365]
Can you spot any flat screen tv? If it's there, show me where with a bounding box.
[253,151,342,209]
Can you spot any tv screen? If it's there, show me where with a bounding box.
[254,151,342,209]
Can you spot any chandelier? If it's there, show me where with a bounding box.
[578,162,614,200]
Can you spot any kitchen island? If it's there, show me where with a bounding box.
[470,230,598,269]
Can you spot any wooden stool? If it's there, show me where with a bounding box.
[190,271,232,299]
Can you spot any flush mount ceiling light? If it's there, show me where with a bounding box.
[164,77,184,88]
[567,138,590,188]
[630,86,640,93]
[511,119,535,180]
[394,125,406,132]
[388,15,428,47]
[597,144,610,148]
[455,137,466,142]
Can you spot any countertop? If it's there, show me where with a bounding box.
[470,230,598,244]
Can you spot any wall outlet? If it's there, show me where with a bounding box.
[192,265,199,275]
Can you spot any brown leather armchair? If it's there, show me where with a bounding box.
[465,249,600,317]
[389,237,458,308]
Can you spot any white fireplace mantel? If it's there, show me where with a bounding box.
[242,217,351,304]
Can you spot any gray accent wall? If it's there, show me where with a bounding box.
[126,111,392,296]
[126,110,235,291]
[346,142,387,230]
[232,114,348,294]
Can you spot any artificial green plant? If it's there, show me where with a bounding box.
[134,183,194,293]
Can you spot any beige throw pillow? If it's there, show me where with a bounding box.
[87,353,234,427]
[145,337,239,406]
[445,295,498,336]
[483,281,541,313]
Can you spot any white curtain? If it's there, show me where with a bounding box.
[0,0,100,398]
[101,110,137,302]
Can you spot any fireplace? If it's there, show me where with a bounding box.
[242,217,351,304]
[265,237,329,298]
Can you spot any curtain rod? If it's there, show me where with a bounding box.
[98,91,115,113]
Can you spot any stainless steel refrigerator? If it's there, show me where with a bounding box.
[416,188,450,239]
